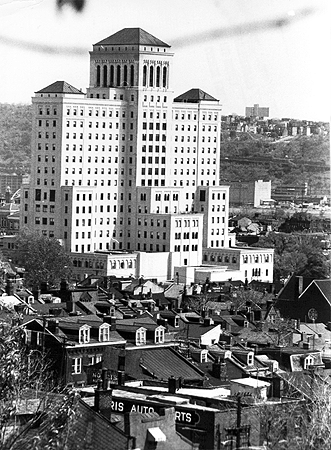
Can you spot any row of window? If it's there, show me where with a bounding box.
[64,179,131,187]
[64,144,131,152]
[141,179,166,187]
[66,121,133,129]
[174,112,218,121]
[141,156,166,164]
[141,168,166,176]
[37,167,55,174]
[38,120,57,127]
[35,217,54,225]
[38,106,57,116]
[142,134,167,142]
[142,94,168,103]
[37,143,56,151]
[243,254,271,263]
[174,232,199,239]
[138,231,167,240]
[142,122,167,130]
[175,135,217,143]
[65,133,134,141]
[174,245,198,252]
[211,217,226,224]
[174,147,217,154]
[142,65,168,89]
[175,219,199,227]
[66,107,130,118]
[143,111,167,120]
[204,254,236,263]
[136,243,166,252]
[37,132,56,139]
[209,240,225,247]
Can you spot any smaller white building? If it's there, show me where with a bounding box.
[230,378,270,401]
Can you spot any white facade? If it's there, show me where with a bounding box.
[21,28,273,283]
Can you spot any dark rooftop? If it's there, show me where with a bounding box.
[95,28,170,48]
[174,88,218,103]
[36,81,83,95]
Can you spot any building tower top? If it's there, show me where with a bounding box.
[94,27,170,48]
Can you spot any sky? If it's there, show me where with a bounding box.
[0,0,330,121]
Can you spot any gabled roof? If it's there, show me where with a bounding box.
[95,28,170,48]
[174,88,218,103]
[310,280,331,304]
[36,81,83,94]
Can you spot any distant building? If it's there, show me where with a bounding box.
[272,183,308,203]
[245,104,269,118]
[229,180,272,207]
[0,174,22,196]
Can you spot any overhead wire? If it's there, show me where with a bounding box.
[0,7,317,56]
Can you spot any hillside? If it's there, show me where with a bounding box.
[0,104,329,195]
[0,103,32,175]
[220,132,330,194]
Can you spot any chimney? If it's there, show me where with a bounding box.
[40,281,49,293]
[47,319,59,334]
[168,376,178,394]
[297,276,304,296]
[5,187,11,203]
[117,370,125,386]
[103,316,116,331]
[6,278,15,296]
[60,279,69,291]
[66,299,75,314]
[212,357,222,378]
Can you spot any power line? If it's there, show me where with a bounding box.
[0,7,317,56]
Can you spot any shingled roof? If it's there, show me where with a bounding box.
[95,28,170,48]
[36,81,83,94]
[174,88,218,103]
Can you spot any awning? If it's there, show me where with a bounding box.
[147,427,167,442]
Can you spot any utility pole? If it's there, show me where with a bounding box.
[236,396,241,450]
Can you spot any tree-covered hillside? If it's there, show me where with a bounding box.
[220,132,330,194]
[0,104,329,194]
[0,103,32,175]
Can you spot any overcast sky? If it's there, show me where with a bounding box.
[0,0,329,121]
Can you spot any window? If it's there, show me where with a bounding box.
[136,328,146,346]
[79,325,90,344]
[155,327,164,344]
[99,324,110,342]
[71,357,82,375]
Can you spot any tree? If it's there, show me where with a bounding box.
[257,377,331,449]
[0,320,79,450]
[15,229,72,289]
[254,232,330,281]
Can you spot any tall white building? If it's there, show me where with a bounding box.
[21,28,272,283]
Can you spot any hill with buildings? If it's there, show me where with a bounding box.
[219,128,330,195]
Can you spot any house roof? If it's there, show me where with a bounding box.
[36,81,83,94]
[95,28,170,48]
[174,88,218,103]
[126,347,204,381]
[311,280,331,304]
[186,323,219,339]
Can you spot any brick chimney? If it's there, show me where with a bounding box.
[6,277,15,296]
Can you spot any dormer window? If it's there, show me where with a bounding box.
[136,327,146,346]
[99,323,110,342]
[174,316,179,328]
[79,325,90,344]
[304,355,314,370]
[247,352,254,366]
[155,326,165,344]
[201,350,208,363]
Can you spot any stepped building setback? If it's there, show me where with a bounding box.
[21,28,273,283]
